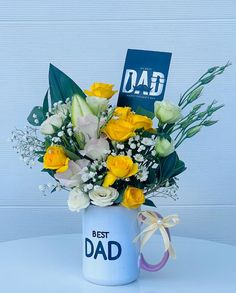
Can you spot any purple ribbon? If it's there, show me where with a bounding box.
[139,212,171,272]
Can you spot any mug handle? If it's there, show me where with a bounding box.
[139,212,171,272]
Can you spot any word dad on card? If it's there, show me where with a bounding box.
[117,49,172,112]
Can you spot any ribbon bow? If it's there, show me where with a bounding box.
[133,211,180,259]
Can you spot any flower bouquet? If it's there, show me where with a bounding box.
[11,63,229,285]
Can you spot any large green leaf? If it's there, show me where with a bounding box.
[160,151,178,181]
[42,90,49,115]
[171,159,186,177]
[49,64,86,104]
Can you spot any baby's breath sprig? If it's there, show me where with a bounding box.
[11,126,44,167]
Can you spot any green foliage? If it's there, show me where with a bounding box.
[114,188,125,204]
[42,90,49,115]
[155,152,186,185]
[171,159,186,177]
[159,152,178,181]
[41,168,55,178]
[136,106,155,119]
[144,198,156,207]
[64,148,81,161]
[28,64,87,126]
[38,156,44,163]
[169,63,231,148]
[186,86,203,104]
[179,62,230,108]
[49,64,86,104]
[27,106,45,126]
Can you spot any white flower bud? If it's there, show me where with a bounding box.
[155,137,175,157]
[154,101,182,124]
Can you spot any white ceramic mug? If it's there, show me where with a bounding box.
[82,205,169,286]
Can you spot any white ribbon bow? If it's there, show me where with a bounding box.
[133,211,180,259]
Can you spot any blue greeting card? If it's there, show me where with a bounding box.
[117,49,172,112]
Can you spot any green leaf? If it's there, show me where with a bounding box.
[41,168,55,178]
[35,151,45,155]
[49,64,86,104]
[114,189,125,204]
[200,75,215,85]
[208,104,224,115]
[160,151,178,180]
[135,106,155,119]
[193,103,205,112]
[163,123,175,133]
[207,66,219,74]
[64,149,81,160]
[171,159,186,177]
[43,90,49,115]
[51,187,57,193]
[38,156,44,163]
[202,120,218,127]
[27,106,45,126]
[148,168,157,184]
[144,199,156,207]
[44,137,52,149]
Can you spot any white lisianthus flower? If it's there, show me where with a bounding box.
[155,137,175,157]
[40,113,65,135]
[154,101,182,124]
[54,159,90,188]
[86,96,109,116]
[54,103,70,117]
[80,136,110,160]
[89,186,119,207]
[68,187,90,212]
[75,114,98,140]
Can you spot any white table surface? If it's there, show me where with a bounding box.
[0,234,235,292]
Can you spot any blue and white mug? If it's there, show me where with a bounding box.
[82,205,170,286]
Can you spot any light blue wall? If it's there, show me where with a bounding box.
[0,0,236,244]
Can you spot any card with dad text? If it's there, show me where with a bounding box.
[117,49,172,112]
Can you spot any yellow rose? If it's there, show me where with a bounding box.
[103,155,138,187]
[84,82,117,99]
[43,145,69,173]
[127,113,153,130]
[103,118,135,142]
[114,107,132,119]
[122,186,145,209]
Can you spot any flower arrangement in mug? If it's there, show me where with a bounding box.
[11,63,230,212]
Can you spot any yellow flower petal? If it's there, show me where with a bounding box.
[84,90,94,97]
[127,163,139,177]
[103,119,135,142]
[56,158,70,173]
[114,107,132,119]
[84,83,117,99]
[43,146,69,172]
[122,186,145,209]
[127,113,153,130]
[102,172,117,187]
